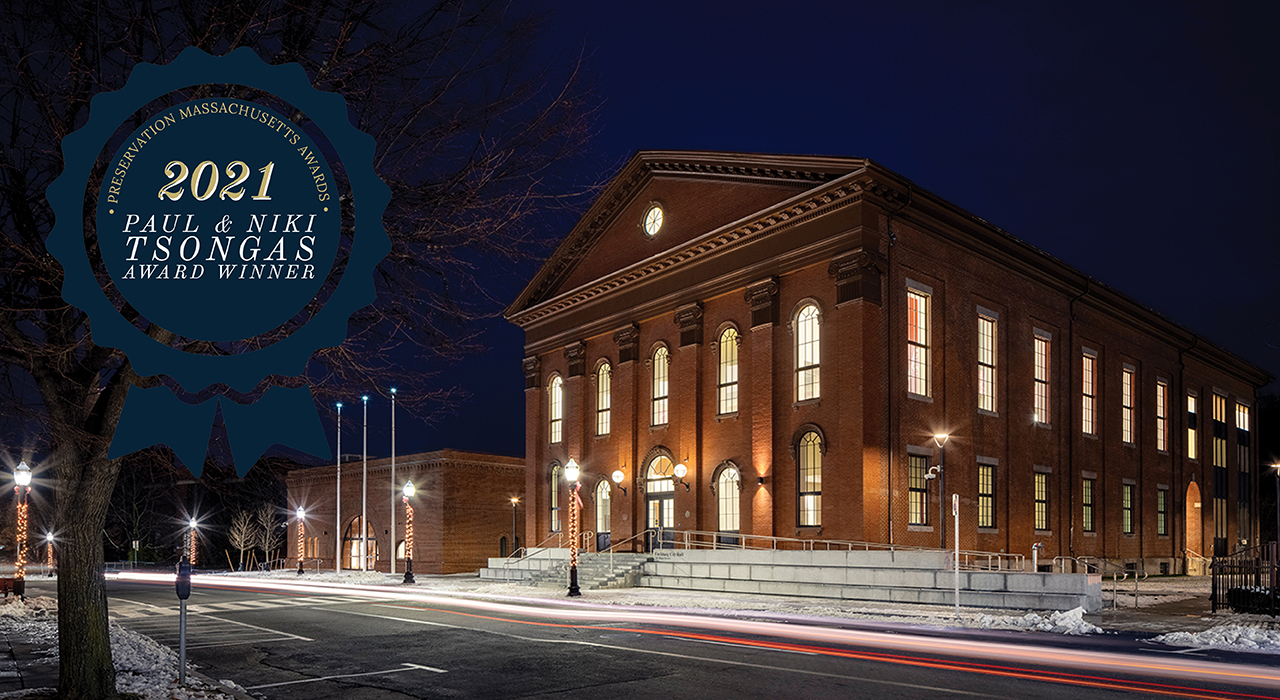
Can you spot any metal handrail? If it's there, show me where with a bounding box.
[1074,556,1148,609]
[500,530,575,582]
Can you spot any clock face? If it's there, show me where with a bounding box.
[643,204,663,236]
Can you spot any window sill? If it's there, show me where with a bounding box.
[649,424,668,432]
[907,392,933,403]
[1034,529,1052,535]
[1083,531,1097,537]
[793,398,820,410]
[907,525,934,532]
[715,412,739,422]
[978,409,998,418]
[977,528,999,534]
[594,433,611,441]
[1034,421,1052,430]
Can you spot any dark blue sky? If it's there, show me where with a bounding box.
[365,1,1278,461]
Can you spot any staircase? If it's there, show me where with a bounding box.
[525,552,651,591]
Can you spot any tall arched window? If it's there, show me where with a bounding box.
[596,363,612,436]
[717,466,740,533]
[342,517,378,570]
[798,431,822,526]
[651,346,670,426]
[718,327,739,414]
[646,455,675,528]
[796,304,820,401]
[550,464,562,532]
[548,375,563,443]
[595,479,611,534]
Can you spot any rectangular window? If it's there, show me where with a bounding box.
[796,305,821,401]
[596,365,612,436]
[1121,367,1134,444]
[908,454,929,525]
[798,432,823,527]
[1213,394,1228,555]
[1187,393,1198,460]
[977,463,995,528]
[550,467,561,532]
[1081,351,1097,436]
[977,315,996,412]
[549,377,563,444]
[1122,483,1134,535]
[1157,488,1167,536]
[1082,478,1095,532]
[1034,472,1049,531]
[718,328,740,414]
[1156,380,1168,452]
[1238,403,1252,545]
[1033,333,1051,424]
[907,289,930,397]
[651,348,669,426]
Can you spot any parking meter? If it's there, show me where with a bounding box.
[175,561,192,600]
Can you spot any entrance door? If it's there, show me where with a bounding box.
[343,517,378,570]
[646,455,675,550]
[1185,481,1203,575]
[595,480,612,552]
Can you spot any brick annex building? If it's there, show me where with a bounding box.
[285,449,525,574]
[506,151,1271,574]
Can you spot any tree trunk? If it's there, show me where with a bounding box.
[55,445,121,699]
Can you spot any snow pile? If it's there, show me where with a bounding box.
[1154,625,1280,653]
[975,607,1103,635]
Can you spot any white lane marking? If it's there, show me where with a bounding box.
[195,613,314,642]
[244,662,446,690]
[333,607,999,697]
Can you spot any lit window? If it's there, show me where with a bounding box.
[596,363,612,436]
[796,305,820,401]
[1082,478,1095,532]
[643,203,663,236]
[978,315,996,412]
[651,346,669,426]
[717,467,740,533]
[798,431,822,527]
[1187,393,1198,460]
[1238,403,1252,544]
[1156,380,1168,452]
[1213,394,1227,469]
[907,289,930,396]
[718,328,739,414]
[1157,488,1167,536]
[550,465,561,532]
[1034,472,1049,531]
[595,479,610,534]
[978,463,995,528]
[548,375,563,444]
[1081,351,1096,436]
[1122,483,1134,535]
[646,456,674,528]
[1213,394,1228,554]
[1033,333,1050,424]
[1121,368,1134,444]
[908,454,928,526]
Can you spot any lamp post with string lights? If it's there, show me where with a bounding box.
[296,507,306,575]
[564,459,581,597]
[13,462,31,598]
[402,480,415,584]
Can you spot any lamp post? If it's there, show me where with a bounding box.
[928,434,950,550]
[564,458,581,597]
[1271,463,1280,549]
[361,394,368,571]
[335,401,342,573]
[13,462,30,598]
[188,518,198,567]
[402,480,415,584]
[45,532,54,577]
[296,507,306,575]
[510,497,519,557]
[390,388,397,577]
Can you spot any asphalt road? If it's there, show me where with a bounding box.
[38,577,1279,699]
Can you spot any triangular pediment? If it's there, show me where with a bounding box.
[508,151,866,321]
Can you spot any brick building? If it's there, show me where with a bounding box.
[285,449,525,574]
[505,151,1271,574]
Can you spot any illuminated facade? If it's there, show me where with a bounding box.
[507,151,1271,573]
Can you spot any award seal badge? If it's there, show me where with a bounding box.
[47,47,390,475]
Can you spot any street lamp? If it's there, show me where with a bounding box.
[510,497,520,557]
[611,469,627,496]
[13,461,30,598]
[923,434,950,549]
[390,387,397,577]
[187,518,198,567]
[402,480,415,584]
[1270,463,1280,550]
[296,507,306,575]
[361,394,368,571]
[45,532,54,577]
[564,458,581,597]
[335,401,343,573]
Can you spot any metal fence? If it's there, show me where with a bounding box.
[1211,542,1278,616]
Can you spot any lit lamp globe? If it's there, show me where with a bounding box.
[403,481,415,499]
[564,459,580,483]
[14,461,31,487]
[296,506,305,520]
[611,470,624,485]
[673,463,688,479]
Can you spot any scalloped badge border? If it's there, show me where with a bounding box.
[47,46,390,393]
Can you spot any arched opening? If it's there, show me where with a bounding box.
[595,479,611,551]
[1185,480,1203,575]
[342,517,378,570]
[646,454,675,549]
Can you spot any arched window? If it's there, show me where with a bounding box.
[550,464,562,532]
[646,455,675,528]
[596,363,612,436]
[652,346,670,426]
[718,327,739,414]
[717,466,740,533]
[798,431,822,526]
[342,517,378,570]
[548,375,563,443]
[595,479,611,534]
[796,304,820,401]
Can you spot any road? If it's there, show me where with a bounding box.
[29,576,1280,699]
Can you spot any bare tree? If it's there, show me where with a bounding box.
[227,511,254,571]
[0,2,596,697]
[255,503,283,570]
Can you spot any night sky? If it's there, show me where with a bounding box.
[371,2,1279,462]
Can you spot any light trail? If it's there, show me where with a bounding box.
[111,572,1280,695]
